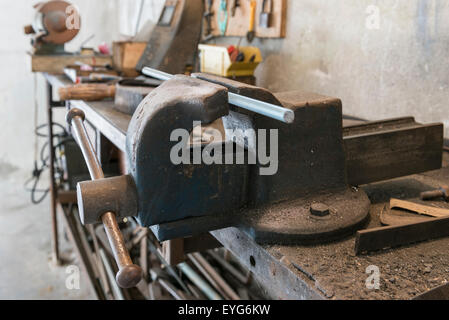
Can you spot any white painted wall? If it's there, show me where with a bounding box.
[0,0,162,177]
[1,0,449,178]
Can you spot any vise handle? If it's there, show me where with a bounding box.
[66,108,142,289]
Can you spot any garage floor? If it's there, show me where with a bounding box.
[0,170,94,300]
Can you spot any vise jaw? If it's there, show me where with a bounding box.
[77,74,370,245]
[77,175,138,225]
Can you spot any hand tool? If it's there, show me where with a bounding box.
[142,66,294,123]
[217,0,229,36]
[259,0,272,28]
[246,0,257,42]
[59,83,116,101]
[66,109,143,288]
[204,0,215,41]
[420,185,449,201]
[231,0,240,16]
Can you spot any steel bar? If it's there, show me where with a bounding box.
[99,249,125,300]
[188,254,228,299]
[158,279,187,301]
[142,67,294,124]
[46,82,60,265]
[140,232,149,281]
[355,216,449,255]
[208,250,249,285]
[67,108,142,288]
[87,224,113,299]
[177,262,222,300]
[191,253,240,300]
[146,237,192,294]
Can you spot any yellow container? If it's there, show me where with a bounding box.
[198,44,262,77]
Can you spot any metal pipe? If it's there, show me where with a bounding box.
[191,253,240,300]
[99,249,125,300]
[46,82,60,265]
[177,262,222,300]
[145,238,192,295]
[142,67,295,124]
[67,108,143,289]
[208,250,250,285]
[158,279,187,301]
[187,254,228,299]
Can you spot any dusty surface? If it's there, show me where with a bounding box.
[263,156,449,300]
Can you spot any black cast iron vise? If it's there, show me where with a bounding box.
[70,70,371,250]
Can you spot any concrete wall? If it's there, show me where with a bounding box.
[1,0,448,176]
[251,0,449,131]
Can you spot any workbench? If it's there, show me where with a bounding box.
[43,73,449,300]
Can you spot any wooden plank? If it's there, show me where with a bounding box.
[31,54,112,74]
[208,0,286,38]
[390,198,449,218]
[344,120,443,186]
[355,216,449,255]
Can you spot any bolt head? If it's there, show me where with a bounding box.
[310,203,330,217]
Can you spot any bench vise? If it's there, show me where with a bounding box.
[69,71,371,259]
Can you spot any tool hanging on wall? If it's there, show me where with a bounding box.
[259,0,272,28]
[204,0,215,41]
[246,0,257,42]
[217,0,229,36]
[231,0,240,16]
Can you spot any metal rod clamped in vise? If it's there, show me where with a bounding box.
[142,67,295,124]
[66,108,143,289]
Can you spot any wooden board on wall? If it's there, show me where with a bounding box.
[208,0,286,38]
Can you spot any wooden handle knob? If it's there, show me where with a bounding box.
[116,265,143,289]
[59,84,116,101]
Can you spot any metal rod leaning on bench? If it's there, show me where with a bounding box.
[66,108,143,288]
[141,67,295,124]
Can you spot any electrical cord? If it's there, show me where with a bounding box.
[26,122,69,205]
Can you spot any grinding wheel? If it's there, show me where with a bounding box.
[35,0,80,44]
